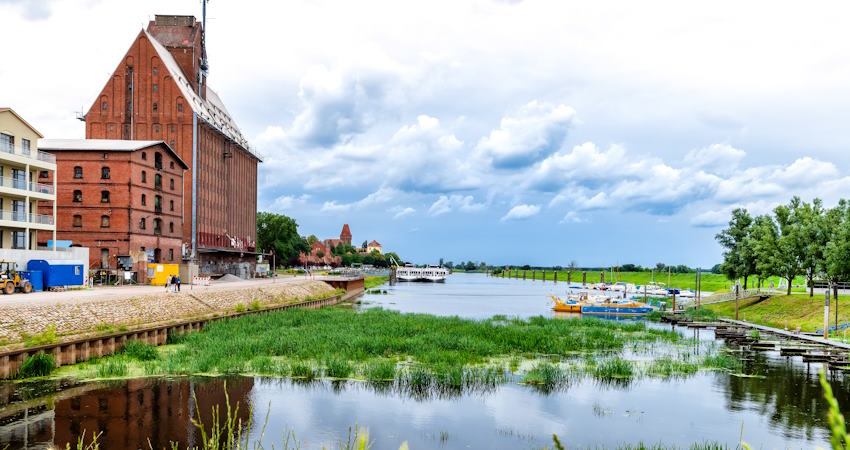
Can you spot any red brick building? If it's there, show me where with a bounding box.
[80,15,259,276]
[38,139,187,270]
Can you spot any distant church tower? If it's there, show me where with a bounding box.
[340,224,352,246]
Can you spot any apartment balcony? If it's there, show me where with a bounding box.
[0,176,55,201]
[0,144,57,169]
[0,210,55,231]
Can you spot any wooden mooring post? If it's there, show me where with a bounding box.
[553,271,557,283]
[582,271,586,286]
[523,270,527,280]
[532,270,536,280]
[825,289,831,340]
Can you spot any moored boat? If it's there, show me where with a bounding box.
[581,299,655,316]
[550,294,583,313]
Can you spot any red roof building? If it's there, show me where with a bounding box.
[80,15,259,276]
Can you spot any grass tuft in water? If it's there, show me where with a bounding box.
[325,358,354,378]
[364,359,396,382]
[647,356,698,378]
[593,357,633,380]
[291,361,317,380]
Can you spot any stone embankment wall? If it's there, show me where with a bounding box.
[0,280,335,347]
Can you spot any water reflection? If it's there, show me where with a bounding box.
[0,377,254,450]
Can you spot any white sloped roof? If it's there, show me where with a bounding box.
[39,139,162,151]
[144,29,260,161]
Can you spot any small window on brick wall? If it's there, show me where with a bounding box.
[74,166,82,178]
[101,167,110,179]
[101,191,110,203]
[101,215,110,228]
[73,190,82,202]
[141,193,146,205]
[73,215,82,227]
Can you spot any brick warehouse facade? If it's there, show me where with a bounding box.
[39,140,186,271]
[81,15,259,276]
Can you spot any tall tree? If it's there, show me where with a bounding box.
[795,198,825,297]
[716,208,755,288]
[750,214,778,281]
[773,198,807,295]
[825,202,850,301]
[256,212,309,267]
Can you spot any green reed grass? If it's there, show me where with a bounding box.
[122,340,159,361]
[594,357,633,379]
[17,351,55,378]
[96,357,129,378]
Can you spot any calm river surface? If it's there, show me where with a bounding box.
[0,273,847,449]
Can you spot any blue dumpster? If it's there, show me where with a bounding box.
[26,260,85,288]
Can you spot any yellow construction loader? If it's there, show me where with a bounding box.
[0,260,32,294]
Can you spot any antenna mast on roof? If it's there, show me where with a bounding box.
[199,0,209,96]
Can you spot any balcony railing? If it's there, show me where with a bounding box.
[0,176,55,196]
[0,145,57,164]
[37,151,56,163]
[154,206,162,214]
[0,210,54,225]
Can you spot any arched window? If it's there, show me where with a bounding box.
[101,166,110,179]
[100,191,110,203]
[100,215,110,228]
[139,218,146,230]
[154,174,162,190]
[141,170,146,183]
[154,152,162,169]
[169,178,174,190]
[72,215,82,227]
[169,199,174,211]
[169,161,174,169]
[153,218,162,235]
[169,221,174,233]
[73,166,82,179]
[73,190,82,202]
[154,195,162,212]
[141,152,147,160]
[141,193,146,205]
[152,102,158,112]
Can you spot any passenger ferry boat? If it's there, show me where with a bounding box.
[396,264,450,282]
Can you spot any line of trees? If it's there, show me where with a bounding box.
[716,197,850,297]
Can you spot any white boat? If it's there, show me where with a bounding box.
[396,264,449,282]
[639,282,669,297]
[610,282,638,293]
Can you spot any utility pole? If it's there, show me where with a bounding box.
[825,289,831,340]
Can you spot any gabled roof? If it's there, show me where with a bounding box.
[0,107,44,138]
[142,29,261,162]
[368,240,381,246]
[39,139,189,169]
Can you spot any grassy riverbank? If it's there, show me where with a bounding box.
[496,270,808,292]
[705,294,850,334]
[364,275,389,289]
[50,307,742,385]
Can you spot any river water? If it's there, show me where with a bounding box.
[0,273,847,449]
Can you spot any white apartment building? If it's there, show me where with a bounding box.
[0,108,56,250]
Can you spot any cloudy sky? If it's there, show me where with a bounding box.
[2,0,849,267]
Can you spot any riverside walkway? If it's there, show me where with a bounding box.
[718,317,850,350]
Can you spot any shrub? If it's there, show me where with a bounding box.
[235,303,247,313]
[249,300,261,311]
[123,340,159,361]
[17,351,55,378]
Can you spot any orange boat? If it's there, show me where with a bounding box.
[550,294,582,313]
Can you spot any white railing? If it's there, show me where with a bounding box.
[702,288,770,304]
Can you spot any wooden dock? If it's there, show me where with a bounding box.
[661,314,850,370]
